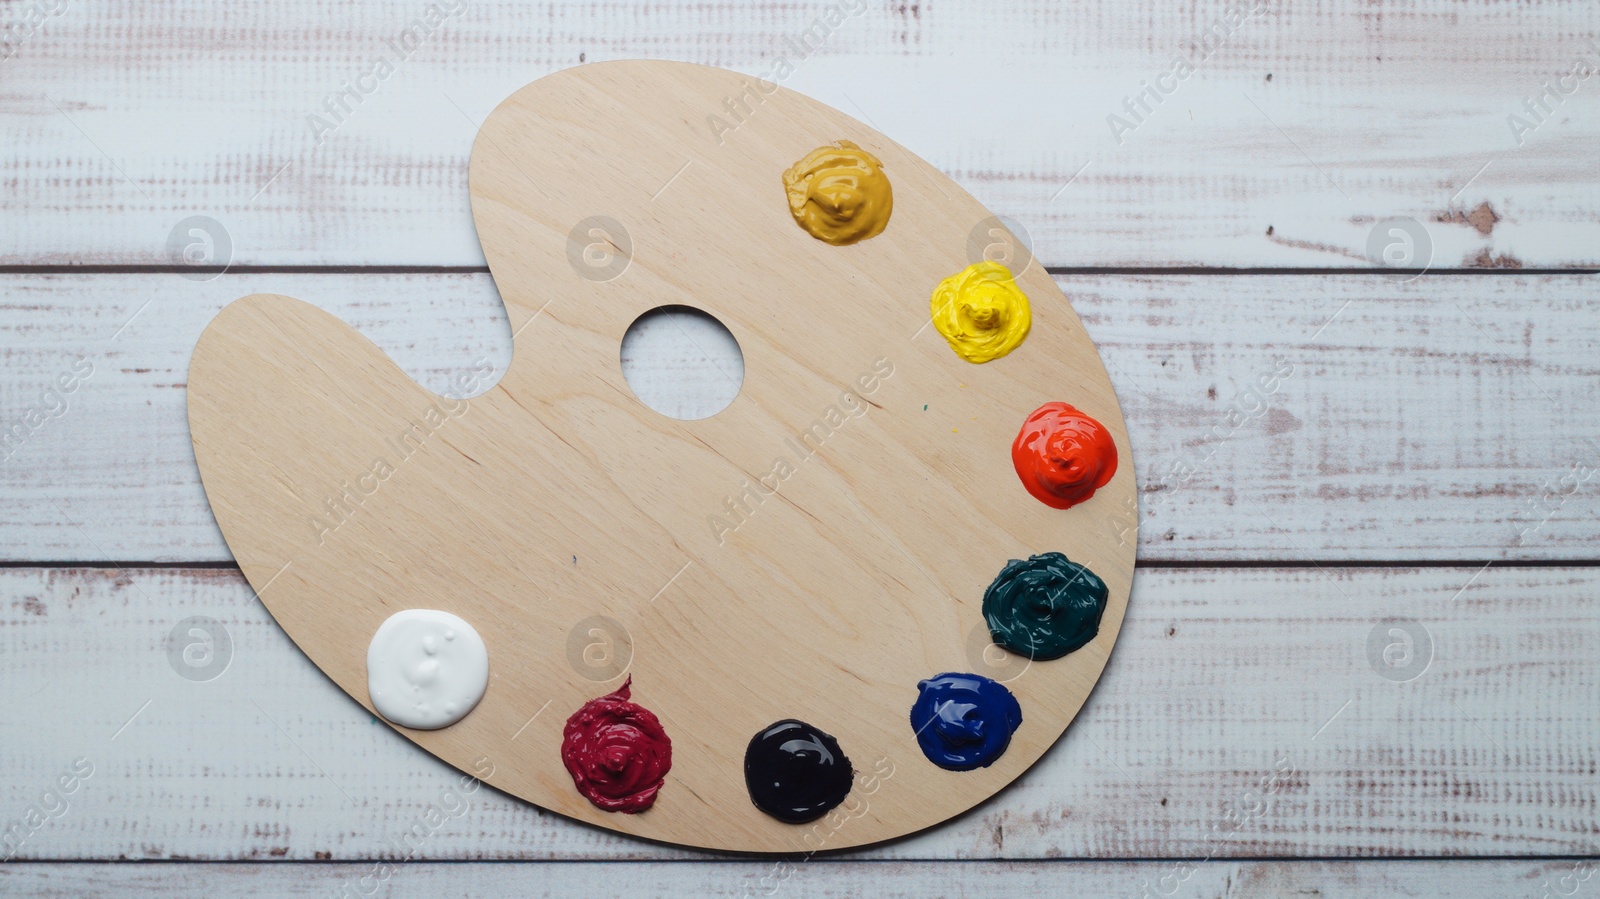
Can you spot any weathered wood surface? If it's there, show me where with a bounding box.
[2,1,1596,268]
[5,0,1597,887]
[1,565,1594,861]
[3,859,1594,898]
[3,272,1596,563]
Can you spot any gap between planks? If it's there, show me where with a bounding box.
[2,559,1599,569]
[2,854,1599,864]
[0,266,1595,276]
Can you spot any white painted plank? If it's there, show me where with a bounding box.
[0,566,1594,860]
[2,272,1597,562]
[3,1,1597,268]
[0,859,1590,898]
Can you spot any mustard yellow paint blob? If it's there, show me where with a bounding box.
[929,261,1032,364]
[781,140,893,246]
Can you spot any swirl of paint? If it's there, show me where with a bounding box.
[909,673,1023,771]
[781,140,893,245]
[1011,401,1117,509]
[982,552,1109,660]
[744,719,854,824]
[560,677,672,814]
[930,261,1032,364]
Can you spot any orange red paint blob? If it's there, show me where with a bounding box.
[1011,402,1117,510]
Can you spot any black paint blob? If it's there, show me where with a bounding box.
[743,719,854,824]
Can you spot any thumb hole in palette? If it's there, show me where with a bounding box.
[619,305,745,421]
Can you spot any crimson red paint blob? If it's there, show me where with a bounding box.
[1011,402,1117,510]
[560,677,672,814]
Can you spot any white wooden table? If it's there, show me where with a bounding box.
[2,2,1597,896]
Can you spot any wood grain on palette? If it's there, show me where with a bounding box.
[1,566,1593,860]
[2,272,1595,563]
[185,61,1136,851]
[1,0,1594,267]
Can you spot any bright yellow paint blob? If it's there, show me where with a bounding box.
[781,140,893,246]
[929,261,1032,364]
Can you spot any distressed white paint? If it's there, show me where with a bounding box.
[0,859,1588,898]
[0,1,1595,267]
[0,565,1594,860]
[3,0,1596,886]
[2,272,1596,563]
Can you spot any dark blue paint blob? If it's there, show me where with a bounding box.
[743,719,854,823]
[909,672,1023,771]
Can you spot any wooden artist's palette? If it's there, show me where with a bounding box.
[188,60,1135,853]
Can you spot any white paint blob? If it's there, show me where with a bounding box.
[366,609,489,730]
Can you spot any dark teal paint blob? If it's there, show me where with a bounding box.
[982,552,1108,660]
[909,672,1023,771]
